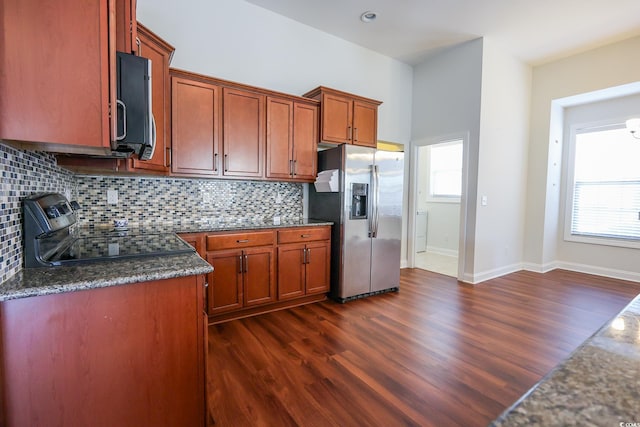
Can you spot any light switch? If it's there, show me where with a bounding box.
[481,195,488,206]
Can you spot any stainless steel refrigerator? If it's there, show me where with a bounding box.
[309,144,404,302]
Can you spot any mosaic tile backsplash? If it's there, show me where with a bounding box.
[74,176,302,227]
[0,142,76,283]
[0,142,304,284]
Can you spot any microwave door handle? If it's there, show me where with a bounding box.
[148,113,157,159]
[116,100,127,141]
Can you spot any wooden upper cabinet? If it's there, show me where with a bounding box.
[115,0,138,54]
[266,97,318,181]
[292,102,318,180]
[130,23,175,173]
[303,86,381,148]
[171,73,221,176]
[321,93,353,144]
[352,101,378,148]
[222,88,265,178]
[0,0,115,155]
[266,97,294,180]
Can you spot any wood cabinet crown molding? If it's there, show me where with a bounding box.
[170,68,319,107]
[302,86,382,107]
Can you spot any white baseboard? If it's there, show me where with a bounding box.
[522,262,558,273]
[469,263,524,284]
[400,258,409,269]
[554,261,640,283]
[424,246,458,257]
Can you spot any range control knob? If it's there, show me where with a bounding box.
[45,206,60,219]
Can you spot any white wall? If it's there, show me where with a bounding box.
[524,36,640,277]
[137,0,413,145]
[474,39,531,281]
[412,39,483,279]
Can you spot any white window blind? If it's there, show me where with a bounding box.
[570,126,640,241]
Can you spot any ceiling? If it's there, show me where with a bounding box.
[244,0,640,66]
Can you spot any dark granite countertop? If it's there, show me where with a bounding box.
[79,218,333,235]
[0,252,213,302]
[0,219,331,302]
[489,295,640,427]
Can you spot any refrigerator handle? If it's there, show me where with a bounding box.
[372,164,380,238]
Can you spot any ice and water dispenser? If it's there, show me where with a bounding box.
[350,183,368,219]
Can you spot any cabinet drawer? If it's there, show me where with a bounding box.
[278,227,330,244]
[206,231,274,251]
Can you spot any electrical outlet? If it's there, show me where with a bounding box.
[481,195,488,206]
[275,192,283,204]
[107,189,118,205]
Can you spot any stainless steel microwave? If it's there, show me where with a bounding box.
[113,51,155,160]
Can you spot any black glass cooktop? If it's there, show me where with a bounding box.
[43,233,195,266]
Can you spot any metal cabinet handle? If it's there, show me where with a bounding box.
[293,160,297,176]
[347,126,352,141]
[214,153,218,172]
[354,128,358,142]
[289,159,293,176]
[244,255,249,273]
[306,248,311,264]
[237,239,249,243]
[302,248,307,264]
[224,154,229,172]
[116,100,127,141]
[166,147,171,167]
[238,254,243,273]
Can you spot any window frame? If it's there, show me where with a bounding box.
[564,120,640,249]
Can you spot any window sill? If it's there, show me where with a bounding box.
[564,233,640,250]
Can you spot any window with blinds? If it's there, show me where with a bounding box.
[568,125,640,245]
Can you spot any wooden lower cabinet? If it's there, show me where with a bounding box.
[277,241,330,300]
[204,226,330,323]
[206,247,276,315]
[0,275,207,427]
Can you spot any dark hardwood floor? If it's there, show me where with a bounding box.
[206,268,640,426]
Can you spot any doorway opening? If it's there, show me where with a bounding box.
[410,136,467,278]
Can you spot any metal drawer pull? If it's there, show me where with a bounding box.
[300,234,311,238]
[237,239,250,243]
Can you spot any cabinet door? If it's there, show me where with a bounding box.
[1,0,114,154]
[321,93,352,144]
[305,241,330,295]
[243,247,276,307]
[292,102,318,181]
[206,250,243,314]
[222,88,265,178]
[130,24,174,173]
[172,77,221,176]
[277,244,306,300]
[115,0,138,54]
[352,100,378,148]
[266,97,294,180]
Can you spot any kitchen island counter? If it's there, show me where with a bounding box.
[490,294,640,427]
[0,252,212,302]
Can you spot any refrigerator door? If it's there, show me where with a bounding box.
[370,150,404,292]
[341,145,375,298]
